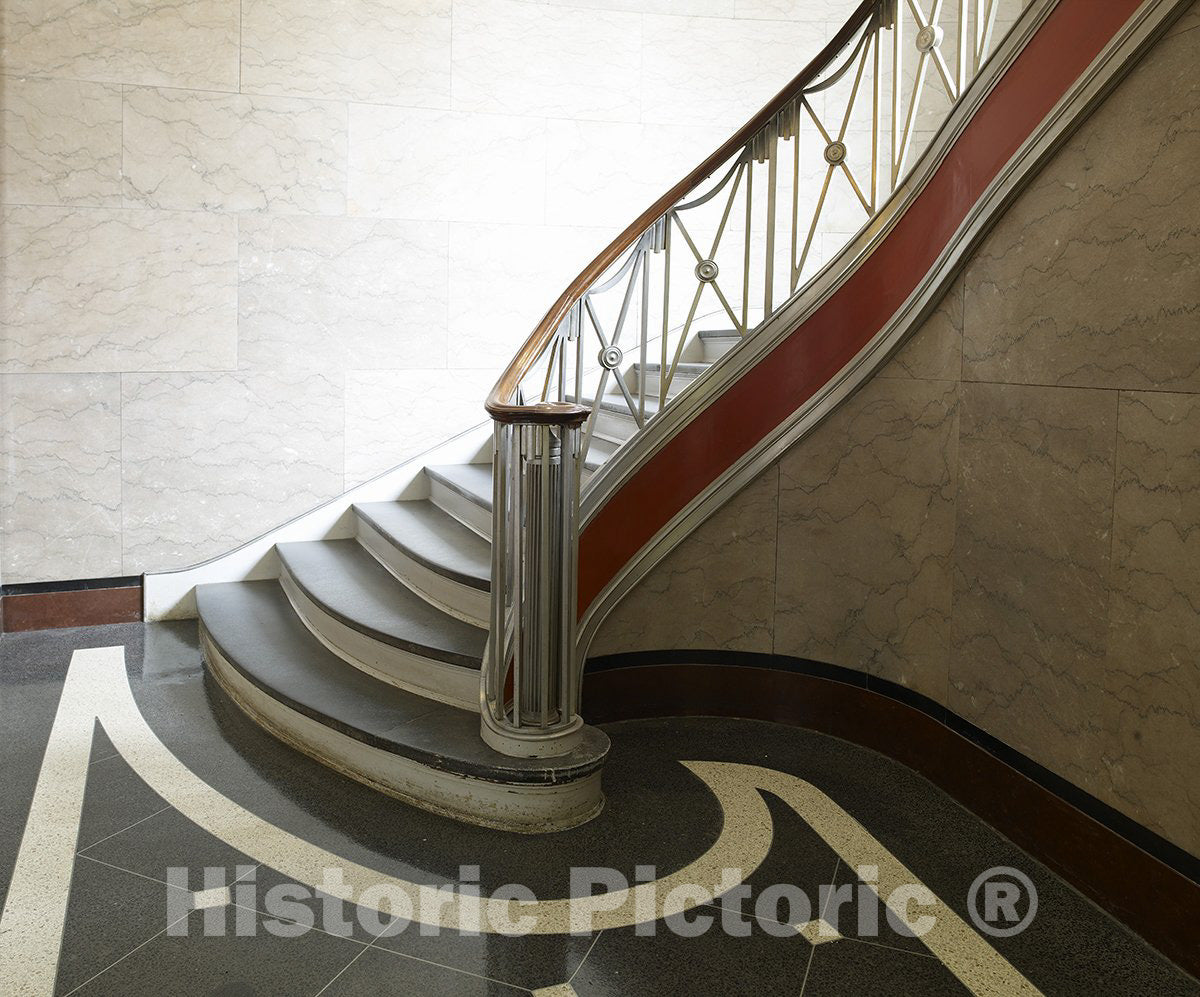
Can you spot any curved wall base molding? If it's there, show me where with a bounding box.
[583,653,1200,979]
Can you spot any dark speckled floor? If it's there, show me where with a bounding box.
[1,621,1197,996]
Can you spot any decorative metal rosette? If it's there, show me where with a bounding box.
[694,259,720,282]
[823,140,847,165]
[599,345,624,370]
[915,24,944,52]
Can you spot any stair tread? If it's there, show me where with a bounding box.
[354,499,489,592]
[425,463,493,512]
[698,329,742,339]
[197,581,606,784]
[276,539,485,669]
[634,361,710,375]
[567,392,661,420]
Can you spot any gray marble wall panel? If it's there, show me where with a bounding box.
[0,374,122,581]
[586,5,1200,856]
[950,382,1117,797]
[121,372,344,572]
[962,11,1200,393]
[1,206,238,374]
[1,77,123,207]
[878,277,964,382]
[776,376,959,702]
[591,468,779,656]
[1106,391,1200,855]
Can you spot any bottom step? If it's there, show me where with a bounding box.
[196,581,608,832]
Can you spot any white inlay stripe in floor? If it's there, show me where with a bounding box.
[0,646,1043,997]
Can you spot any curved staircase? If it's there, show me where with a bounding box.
[180,0,1188,833]
[195,339,734,831]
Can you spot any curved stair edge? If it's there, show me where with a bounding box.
[197,582,609,833]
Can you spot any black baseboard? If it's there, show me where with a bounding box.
[583,650,1200,978]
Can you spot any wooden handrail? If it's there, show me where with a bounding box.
[485,0,881,425]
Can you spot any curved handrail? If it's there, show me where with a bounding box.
[485,0,881,424]
[480,0,1021,756]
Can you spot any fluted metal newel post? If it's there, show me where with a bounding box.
[481,404,587,758]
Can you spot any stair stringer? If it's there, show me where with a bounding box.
[575,0,1190,662]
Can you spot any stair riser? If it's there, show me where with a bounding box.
[632,372,700,401]
[279,569,479,711]
[584,433,619,464]
[592,407,639,444]
[700,336,740,362]
[428,478,492,540]
[202,628,604,833]
[356,518,490,629]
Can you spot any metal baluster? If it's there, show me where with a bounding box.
[639,247,649,428]
[957,0,969,95]
[872,15,882,210]
[892,0,904,187]
[790,99,802,293]
[742,154,753,334]
[660,216,672,410]
[764,122,778,319]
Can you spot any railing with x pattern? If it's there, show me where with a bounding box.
[480,0,1027,758]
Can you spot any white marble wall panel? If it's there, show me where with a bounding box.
[447,223,609,370]
[121,371,344,571]
[238,216,449,371]
[1,78,123,207]
[642,13,828,127]
[545,120,730,228]
[734,0,850,19]
[549,0,736,11]
[122,88,348,215]
[452,0,641,122]
[348,105,546,223]
[344,369,495,486]
[1,207,237,373]
[1,0,240,91]
[1,374,122,583]
[1,0,851,582]
[240,0,452,106]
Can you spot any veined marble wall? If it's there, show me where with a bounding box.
[593,4,1200,858]
[1,0,864,583]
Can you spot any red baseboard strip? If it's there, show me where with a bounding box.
[2,584,143,633]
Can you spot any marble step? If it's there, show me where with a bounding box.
[196,580,609,832]
[276,539,485,708]
[353,499,490,628]
[424,463,493,539]
[698,329,743,362]
[632,361,710,400]
[567,391,661,443]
